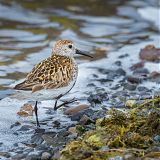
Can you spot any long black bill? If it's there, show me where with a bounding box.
[76,49,93,58]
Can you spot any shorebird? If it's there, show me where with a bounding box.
[14,40,92,127]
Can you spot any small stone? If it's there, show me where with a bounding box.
[31,134,44,145]
[123,82,137,91]
[154,135,160,142]
[125,100,136,108]
[114,60,121,66]
[133,68,149,75]
[118,53,129,58]
[137,86,150,92]
[12,153,26,160]
[127,76,141,84]
[17,103,34,117]
[130,61,145,70]
[116,68,126,76]
[87,92,108,105]
[68,127,77,134]
[18,125,32,131]
[26,154,41,160]
[64,104,89,116]
[0,152,11,158]
[139,44,160,62]
[41,152,51,160]
[149,71,160,83]
[52,120,61,127]
[79,114,94,125]
[10,121,21,129]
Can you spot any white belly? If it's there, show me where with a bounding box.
[14,80,76,101]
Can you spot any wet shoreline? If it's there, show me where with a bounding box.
[0,0,159,159]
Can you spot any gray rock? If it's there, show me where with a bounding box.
[123,82,137,91]
[41,152,51,160]
[0,151,11,158]
[26,154,41,160]
[12,153,26,160]
[10,121,21,129]
[154,135,160,142]
[87,92,109,105]
[31,134,44,145]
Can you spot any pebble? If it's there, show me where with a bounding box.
[41,152,51,160]
[127,76,142,84]
[79,114,94,125]
[139,45,160,62]
[64,104,89,115]
[87,92,109,105]
[130,61,145,70]
[12,153,26,160]
[10,121,21,129]
[123,82,137,91]
[0,151,11,158]
[154,135,160,142]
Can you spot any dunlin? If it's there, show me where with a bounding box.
[14,40,92,127]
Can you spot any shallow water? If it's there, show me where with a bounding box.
[0,0,159,153]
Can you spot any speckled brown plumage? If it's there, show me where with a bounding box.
[14,55,77,93]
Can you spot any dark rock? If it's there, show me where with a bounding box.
[111,84,121,90]
[70,109,89,121]
[52,120,61,127]
[114,60,121,66]
[0,152,11,158]
[0,142,3,147]
[64,104,89,116]
[149,71,160,83]
[154,135,160,142]
[127,76,142,84]
[35,128,45,134]
[87,83,96,87]
[79,114,94,125]
[85,109,107,121]
[31,134,44,145]
[118,53,129,58]
[97,78,113,83]
[133,68,149,75]
[23,148,34,154]
[123,82,137,91]
[12,153,26,160]
[137,86,150,92]
[18,125,32,131]
[98,68,112,74]
[106,68,126,80]
[139,45,160,62]
[116,68,126,76]
[87,92,109,105]
[10,121,21,129]
[26,154,41,160]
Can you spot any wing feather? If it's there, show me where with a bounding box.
[14,55,74,92]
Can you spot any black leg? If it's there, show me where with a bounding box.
[54,80,77,110]
[34,101,40,127]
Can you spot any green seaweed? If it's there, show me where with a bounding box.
[59,97,160,160]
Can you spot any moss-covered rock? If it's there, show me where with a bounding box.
[59,97,160,160]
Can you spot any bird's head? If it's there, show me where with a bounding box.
[52,40,93,58]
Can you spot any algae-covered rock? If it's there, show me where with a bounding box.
[59,97,160,160]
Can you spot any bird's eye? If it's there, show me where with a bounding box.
[68,45,72,49]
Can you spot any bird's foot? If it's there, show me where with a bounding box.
[54,98,77,110]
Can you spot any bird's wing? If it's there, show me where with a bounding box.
[14,56,74,92]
